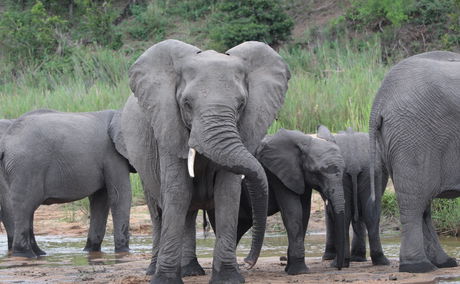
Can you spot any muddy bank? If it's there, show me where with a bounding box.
[1,256,459,283]
[0,194,459,283]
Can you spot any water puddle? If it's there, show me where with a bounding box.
[0,232,459,268]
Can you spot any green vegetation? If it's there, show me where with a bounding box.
[209,0,293,51]
[0,0,459,235]
[381,191,460,236]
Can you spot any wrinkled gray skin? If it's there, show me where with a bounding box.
[317,125,389,266]
[0,119,15,249]
[221,129,346,274]
[121,39,289,284]
[0,109,133,258]
[369,51,460,273]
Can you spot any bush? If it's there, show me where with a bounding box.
[209,0,293,51]
[83,1,122,50]
[0,1,66,65]
[127,1,169,41]
[347,0,412,28]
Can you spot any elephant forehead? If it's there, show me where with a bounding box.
[182,51,246,73]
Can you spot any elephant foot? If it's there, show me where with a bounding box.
[12,249,37,259]
[83,243,102,252]
[114,246,130,253]
[32,246,47,256]
[182,258,205,277]
[209,266,244,284]
[350,255,367,262]
[322,251,336,260]
[285,257,309,275]
[399,261,437,273]
[433,257,458,268]
[150,273,183,284]
[146,261,156,275]
[371,253,390,266]
[330,258,350,268]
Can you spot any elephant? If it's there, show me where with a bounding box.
[219,128,346,274]
[120,39,290,283]
[0,109,134,258]
[369,51,460,273]
[317,125,390,266]
[0,119,14,243]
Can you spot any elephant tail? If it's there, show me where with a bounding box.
[351,173,359,222]
[369,96,384,204]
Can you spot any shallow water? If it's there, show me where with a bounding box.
[0,231,459,268]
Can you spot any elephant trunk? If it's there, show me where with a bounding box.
[328,182,346,270]
[189,109,268,268]
[351,173,359,223]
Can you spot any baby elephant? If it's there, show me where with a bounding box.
[317,125,389,266]
[0,109,133,258]
[234,128,347,274]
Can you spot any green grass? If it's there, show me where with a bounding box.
[270,39,388,135]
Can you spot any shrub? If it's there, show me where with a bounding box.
[0,1,66,65]
[127,1,169,41]
[83,1,122,50]
[209,0,293,51]
[347,0,413,28]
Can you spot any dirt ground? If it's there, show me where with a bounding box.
[1,255,459,283]
[0,195,459,283]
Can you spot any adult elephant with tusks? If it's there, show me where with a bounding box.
[369,51,460,273]
[121,39,290,283]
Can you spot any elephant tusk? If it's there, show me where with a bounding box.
[188,148,196,178]
[325,200,328,206]
[241,175,245,180]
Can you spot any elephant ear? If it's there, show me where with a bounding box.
[226,42,290,154]
[129,39,201,159]
[256,129,305,195]
[108,111,137,173]
[317,125,336,143]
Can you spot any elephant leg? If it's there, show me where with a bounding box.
[11,179,41,258]
[422,205,457,268]
[145,195,162,276]
[12,207,36,258]
[181,210,205,277]
[84,189,110,252]
[362,186,389,266]
[301,190,312,245]
[350,220,366,262]
[274,185,309,275]
[152,157,192,284]
[30,217,46,256]
[105,162,132,253]
[323,200,336,260]
[0,201,14,252]
[209,171,244,284]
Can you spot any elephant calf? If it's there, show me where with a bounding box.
[317,125,390,266]
[231,128,347,274]
[0,109,133,258]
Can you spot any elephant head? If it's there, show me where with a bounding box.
[257,128,347,269]
[128,39,290,267]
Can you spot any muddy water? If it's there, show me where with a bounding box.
[0,232,459,268]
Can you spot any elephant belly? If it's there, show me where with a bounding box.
[44,164,104,202]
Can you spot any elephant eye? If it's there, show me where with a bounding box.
[237,99,246,113]
[323,165,339,174]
